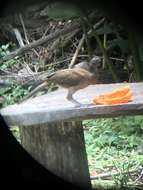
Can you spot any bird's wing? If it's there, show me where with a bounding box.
[50,69,84,87]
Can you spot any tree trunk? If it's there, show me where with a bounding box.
[19,121,91,189]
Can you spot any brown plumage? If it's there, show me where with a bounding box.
[21,57,100,106]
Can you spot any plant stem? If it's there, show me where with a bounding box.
[128,32,143,81]
[84,16,119,82]
[103,26,107,69]
[80,18,92,60]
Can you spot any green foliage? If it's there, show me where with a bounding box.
[10,127,21,143]
[96,24,113,35]
[0,59,18,70]
[0,84,30,107]
[0,43,30,108]
[112,160,138,188]
[108,38,129,54]
[84,116,143,185]
[0,43,18,69]
[42,2,83,20]
[128,33,142,81]
[0,43,16,57]
[0,44,11,57]
[0,17,143,190]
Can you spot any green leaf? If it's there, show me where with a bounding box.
[41,2,82,19]
[108,38,129,53]
[96,25,113,34]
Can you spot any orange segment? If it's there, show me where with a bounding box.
[98,85,130,99]
[93,85,133,105]
[103,90,133,105]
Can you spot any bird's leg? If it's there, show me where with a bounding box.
[66,89,81,107]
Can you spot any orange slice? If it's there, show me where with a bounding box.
[93,85,133,105]
[99,85,130,99]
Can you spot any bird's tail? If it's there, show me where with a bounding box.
[20,81,48,103]
[46,72,55,79]
[19,71,56,103]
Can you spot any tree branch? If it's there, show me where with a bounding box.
[69,18,105,68]
[13,28,24,47]
[19,13,30,44]
[91,169,138,180]
[1,22,80,63]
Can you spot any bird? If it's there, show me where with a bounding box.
[21,57,101,106]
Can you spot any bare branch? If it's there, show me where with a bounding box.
[91,169,138,180]
[1,22,80,63]
[69,35,85,68]
[19,13,30,44]
[13,28,24,47]
[69,18,105,68]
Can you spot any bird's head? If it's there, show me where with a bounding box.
[74,56,101,73]
[74,56,101,84]
[88,56,101,73]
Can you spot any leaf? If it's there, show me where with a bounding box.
[96,25,113,34]
[1,44,8,50]
[108,38,129,53]
[41,2,82,19]
[135,35,143,61]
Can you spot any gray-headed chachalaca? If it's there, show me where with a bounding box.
[21,57,101,106]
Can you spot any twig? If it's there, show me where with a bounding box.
[91,169,138,180]
[81,18,92,60]
[19,13,40,57]
[85,16,119,82]
[69,54,125,61]
[0,68,14,74]
[31,49,40,58]
[69,18,105,68]
[42,58,72,69]
[134,169,143,183]
[13,28,24,47]
[103,21,107,69]
[19,13,29,44]
[42,26,51,38]
[109,57,124,62]
[47,29,79,62]
[69,34,85,68]
[0,22,80,63]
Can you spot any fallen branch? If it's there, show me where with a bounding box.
[47,29,79,62]
[0,72,44,86]
[90,169,138,180]
[1,22,80,63]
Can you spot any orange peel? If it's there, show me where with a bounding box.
[93,85,133,105]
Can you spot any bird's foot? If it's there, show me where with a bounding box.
[74,103,82,108]
[73,102,82,108]
[68,99,82,107]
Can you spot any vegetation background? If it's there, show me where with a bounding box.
[0,2,143,189]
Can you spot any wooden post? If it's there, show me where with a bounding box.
[19,121,91,189]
